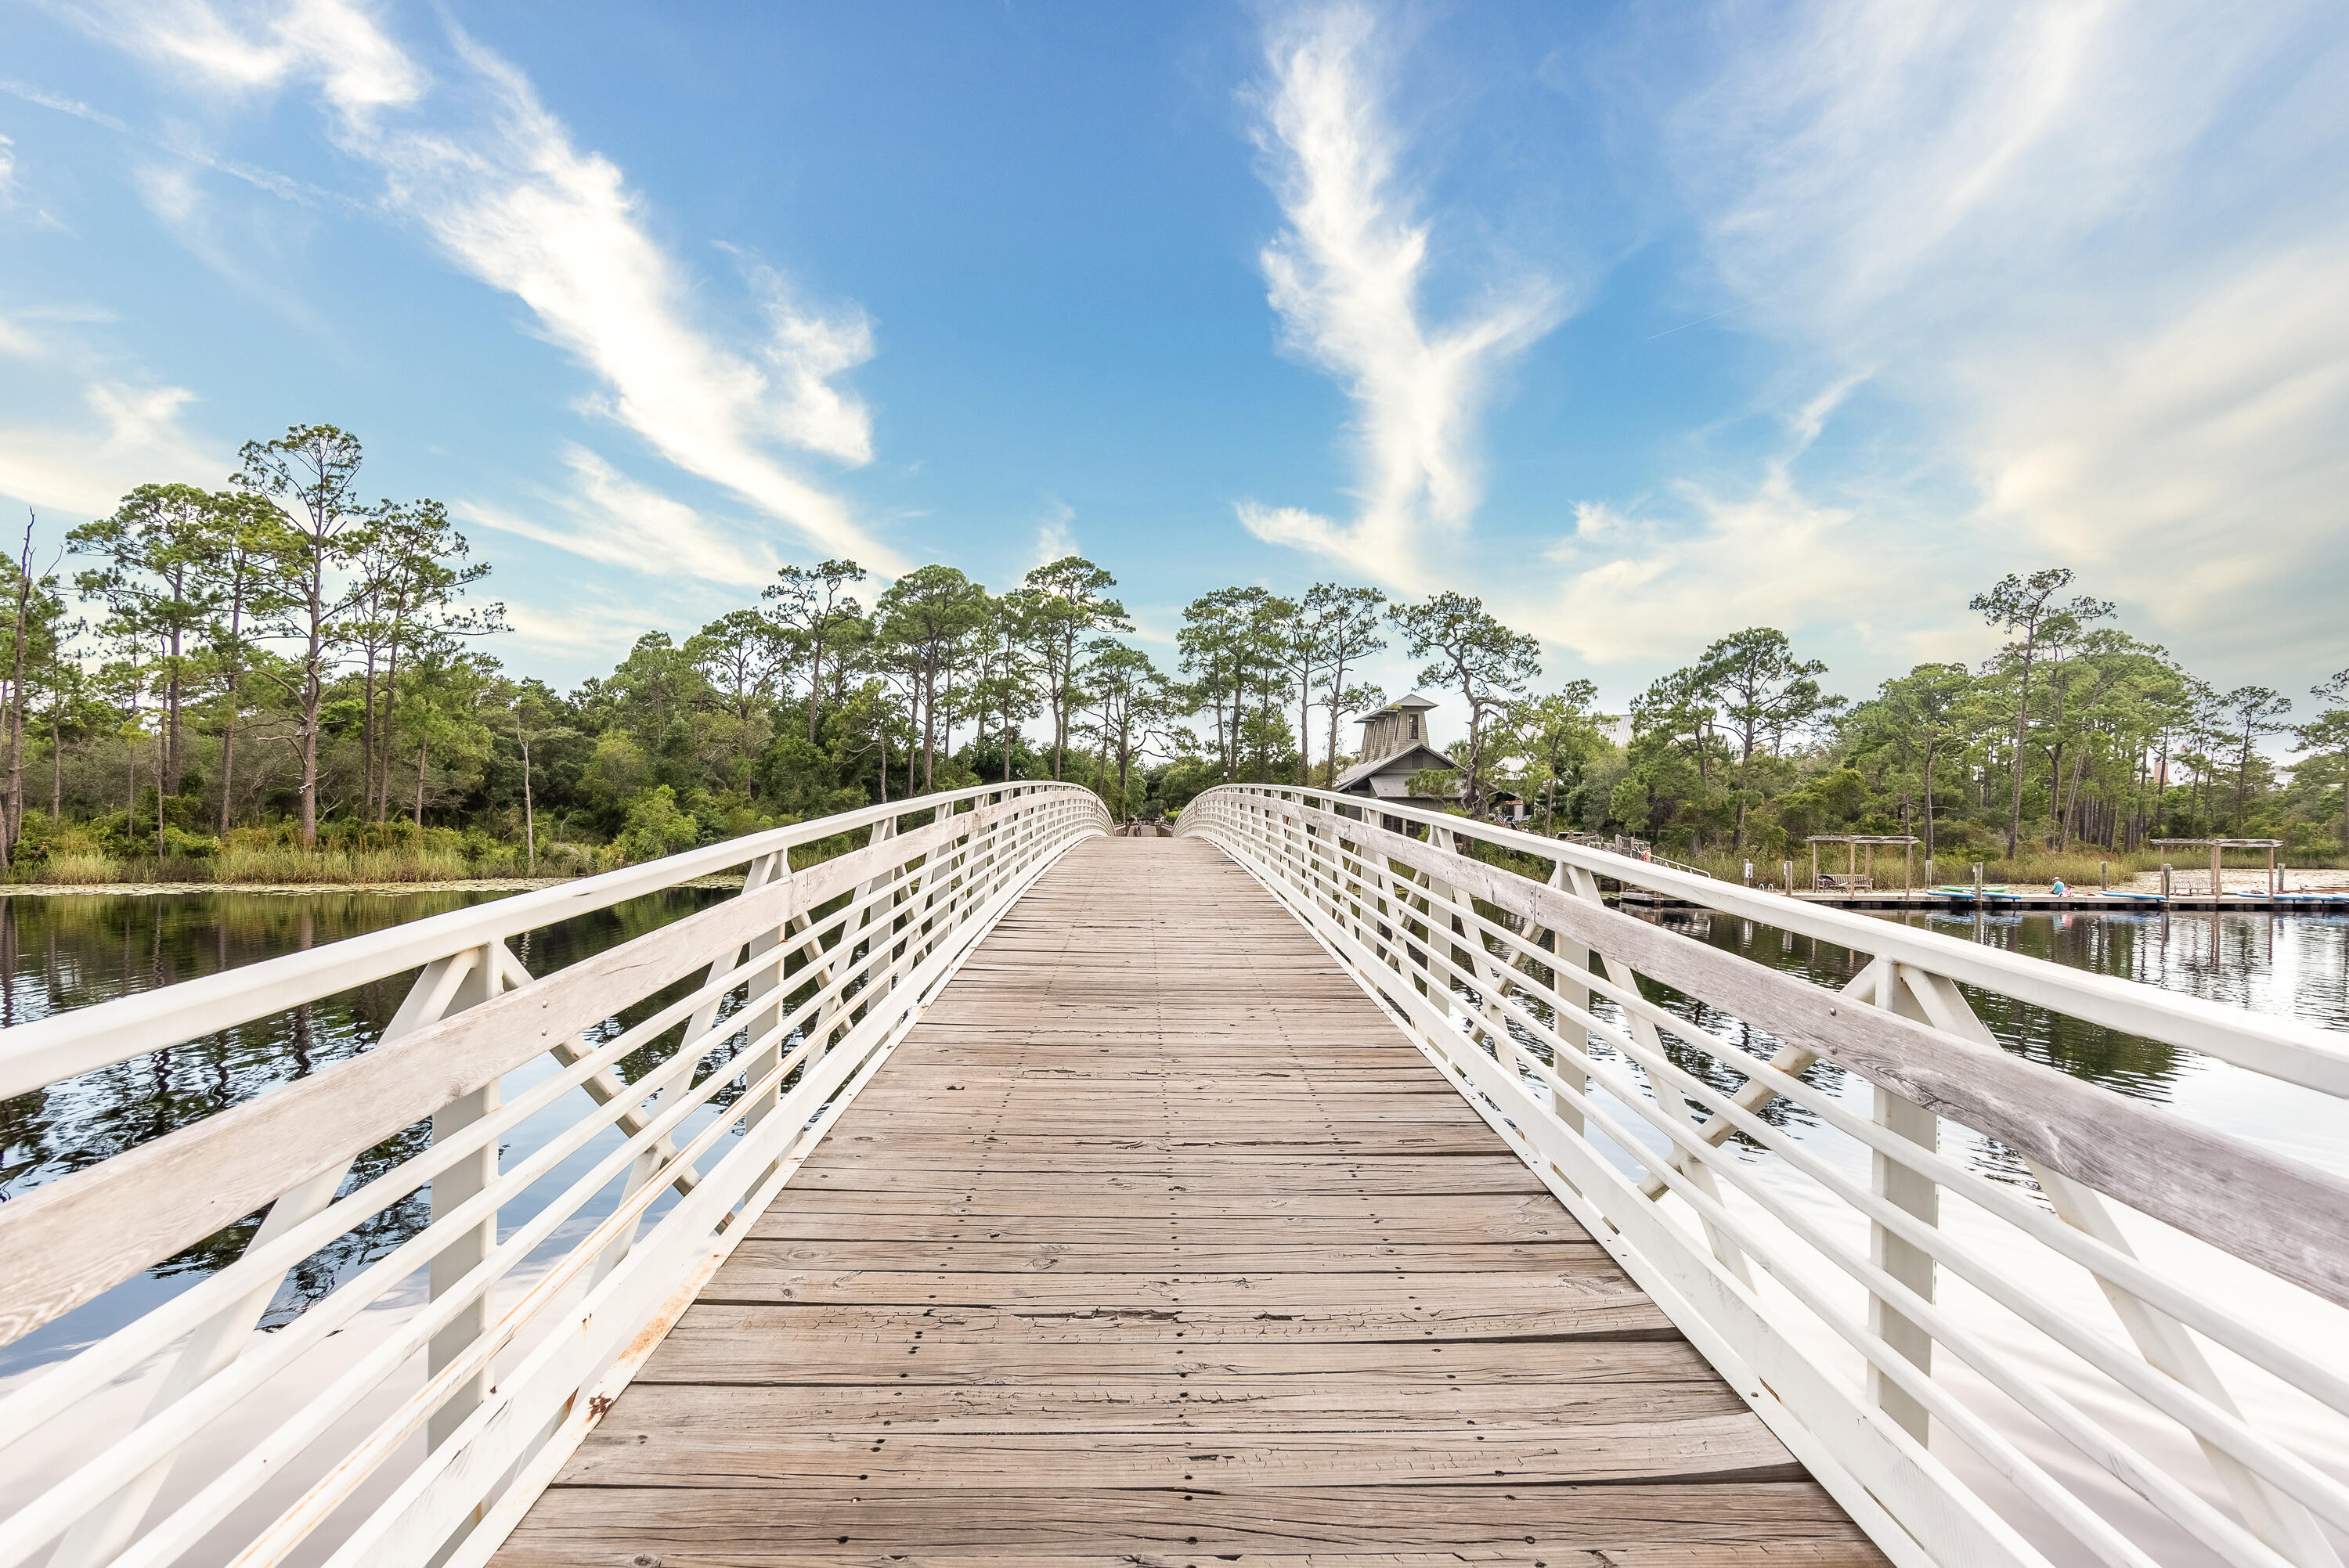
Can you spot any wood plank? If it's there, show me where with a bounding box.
[495,1481,1882,1564]
[634,1337,1705,1386]
[693,1266,1633,1309]
[492,837,1883,1567]
[641,1299,1674,1343]
[746,1213,1579,1245]
[739,1191,1579,1220]
[560,1419,1805,1488]
[596,1378,1748,1432]
[721,1242,1598,1273]
[786,1158,1549,1194]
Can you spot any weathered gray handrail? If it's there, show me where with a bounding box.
[1258,795,2349,1096]
[0,789,1041,1102]
[0,782,1110,1568]
[1181,783,2349,1568]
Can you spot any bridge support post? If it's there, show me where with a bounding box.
[1867,1083,1938,1444]
[1865,962,1939,1444]
[1545,861,1589,1135]
[427,945,509,1455]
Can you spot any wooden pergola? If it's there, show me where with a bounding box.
[2151,838,2285,897]
[1807,834,1922,893]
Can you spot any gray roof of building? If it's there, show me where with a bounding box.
[1351,690,1440,723]
[1332,741,1456,794]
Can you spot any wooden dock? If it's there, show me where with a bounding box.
[493,836,1885,1566]
[1620,889,2345,913]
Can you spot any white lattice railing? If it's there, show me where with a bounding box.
[0,782,1110,1568]
[1178,784,2349,1568]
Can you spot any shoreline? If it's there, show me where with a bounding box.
[0,874,751,898]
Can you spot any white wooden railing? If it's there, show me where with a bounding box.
[0,782,1109,1568]
[1178,784,2349,1568]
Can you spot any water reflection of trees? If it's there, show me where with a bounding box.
[1465,906,2340,1192]
[0,886,732,1309]
[1653,908,2193,1106]
[1457,932,1845,1151]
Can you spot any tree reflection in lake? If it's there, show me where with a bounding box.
[1457,904,2347,1182]
[1633,907,2346,1100]
[0,885,731,1345]
[8,890,2343,1353]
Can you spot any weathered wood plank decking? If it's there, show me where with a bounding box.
[494,836,1886,1566]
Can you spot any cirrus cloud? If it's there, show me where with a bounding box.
[1235,2,1565,587]
[68,0,905,573]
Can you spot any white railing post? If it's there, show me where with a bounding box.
[1856,960,1939,1445]
[1543,860,1588,1135]
[1867,1083,1938,1444]
[1893,963,2342,1563]
[425,945,512,1454]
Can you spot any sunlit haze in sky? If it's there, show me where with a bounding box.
[3,2,2345,714]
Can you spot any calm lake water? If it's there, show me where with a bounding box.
[0,885,734,1375]
[2,891,2344,1363]
[1635,903,2349,1180]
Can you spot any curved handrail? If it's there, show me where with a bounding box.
[1178,782,2349,1568]
[0,782,1112,1568]
[1181,784,2349,1096]
[0,781,1093,1101]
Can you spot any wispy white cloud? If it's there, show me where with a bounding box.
[0,76,133,134]
[457,445,778,588]
[70,0,904,573]
[1966,243,2349,667]
[1236,2,1564,586]
[0,381,216,516]
[1640,0,2349,670]
[499,599,650,663]
[81,0,424,116]
[1027,498,1077,573]
[1539,474,1878,665]
[1519,0,2349,686]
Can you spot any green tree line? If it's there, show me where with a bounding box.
[2,427,2342,881]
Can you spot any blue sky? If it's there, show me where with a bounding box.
[2,0,2345,717]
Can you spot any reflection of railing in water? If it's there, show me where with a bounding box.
[0,783,1110,1568]
[1180,783,2349,1568]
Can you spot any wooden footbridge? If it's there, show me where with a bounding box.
[2,784,2345,1568]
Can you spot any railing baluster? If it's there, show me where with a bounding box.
[1893,962,2341,1563]
[425,944,514,1455]
[1177,784,2349,1568]
[44,1160,348,1568]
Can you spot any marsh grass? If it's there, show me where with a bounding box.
[1673,845,2333,889]
[214,844,475,884]
[41,849,126,885]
